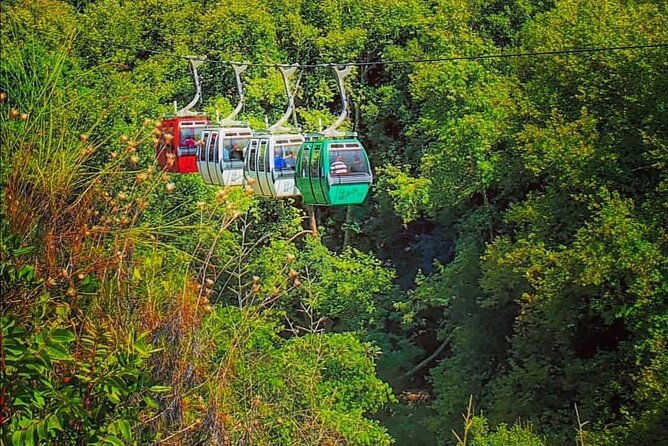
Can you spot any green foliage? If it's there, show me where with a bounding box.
[2,314,162,445]
[4,0,668,444]
[468,417,545,446]
[198,307,395,445]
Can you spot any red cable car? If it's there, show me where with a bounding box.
[156,57,209,173]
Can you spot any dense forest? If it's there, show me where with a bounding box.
[1,0,666,445]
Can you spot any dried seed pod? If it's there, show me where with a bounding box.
[9,108,20,119]
[286,253,296,263]
[205,278,214,286]
[288,269,299,280]
[293,279,302,288]
[20,113,28,121]
[129,155,140,165]
[120,134,129,143]
[66,287,77,297]
[165,182,176,194]
[0,92,7,102]
[215,189,228,203]
[79,134,89,142]
[82,145,95,157]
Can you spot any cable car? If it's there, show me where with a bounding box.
[245,133,304,197]
[296,135,372,205]
[295,66,373,206]
[197,64,253,186]
[156,56,208,173]
[244,65,304,198]
[199,127,253,186]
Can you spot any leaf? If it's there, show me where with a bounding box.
[118,419,132,441]
[11,429,23,446]
[32,391,46,408]
[50,329,75,343]
[143,395,158,409]
[104,434,125,446]
[45,343,72,361]
[149,385,171,393]
[47,414,63,431]
[25,425,35,446]
[36,420,47,440]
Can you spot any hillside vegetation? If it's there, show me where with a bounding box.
[1,1,666,445]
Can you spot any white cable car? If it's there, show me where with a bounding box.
[197,64,254,186]
[244,66,303,198]
[244,133,304,197]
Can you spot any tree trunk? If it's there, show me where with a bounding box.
[342,205,353,248]
[307,205,319,237]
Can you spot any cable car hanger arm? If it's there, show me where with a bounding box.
[220,63,248,125]
[323,65,353,137]
[268,65,299,133]
[176,56,206,117]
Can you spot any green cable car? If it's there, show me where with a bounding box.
[296,135,372,206]
[295,66,373,206]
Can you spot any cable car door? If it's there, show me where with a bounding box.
[198,131,212,184]
[208,132,221,185]
[257,139,272,196]
[244,139,261,195]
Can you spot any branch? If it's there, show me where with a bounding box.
[401,337,450,379]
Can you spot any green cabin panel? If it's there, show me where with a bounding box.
[296,138,372,206]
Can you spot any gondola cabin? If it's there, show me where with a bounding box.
[244,134,304,198]
[198,126,253,186]
[157,116,209,173]
[295,137,373,206]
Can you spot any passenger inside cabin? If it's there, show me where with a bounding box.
[274,152,285,170]
[350,155,364,173]
[183,132,196,149]
[283,151,296,169]
[330,155,348,175]
[230,143,243,160]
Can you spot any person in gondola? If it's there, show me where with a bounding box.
[274,152,285,170]
[350,155,363,173]
[184,134,196,149]
[283,151,296,169]
[231,143,243,160]
[330,155,348,175]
